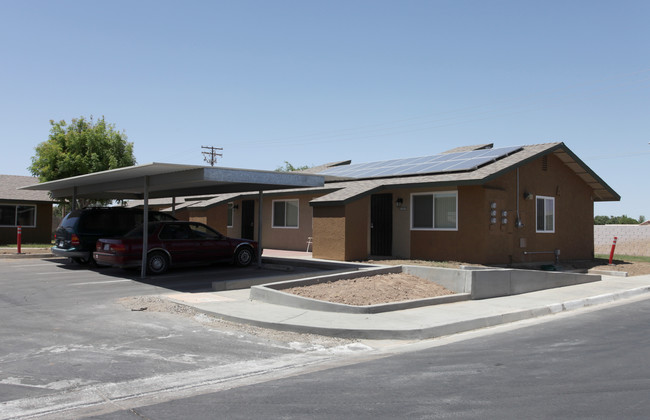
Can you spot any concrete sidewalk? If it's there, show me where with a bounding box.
[167,270,650,340]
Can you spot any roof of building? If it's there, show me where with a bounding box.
[309,142,619,205]
[0,175,53,202]
[182,142,619,209]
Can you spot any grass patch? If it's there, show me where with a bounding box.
[595,254,650,263]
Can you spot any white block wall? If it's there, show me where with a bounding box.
[594,225,650,257]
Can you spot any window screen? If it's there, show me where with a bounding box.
[411,192,457,230]
[273,200,299,228]
[536,196,555,232]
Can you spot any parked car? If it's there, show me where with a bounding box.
[53,207,177,264]
[93,221,258,274]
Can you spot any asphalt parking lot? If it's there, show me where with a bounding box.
[0,257,368,418]
[42,256,330,293]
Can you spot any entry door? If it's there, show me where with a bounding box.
[371,193,392,256]
[241,200,255,240]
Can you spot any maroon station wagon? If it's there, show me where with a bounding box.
[93,221,258,274]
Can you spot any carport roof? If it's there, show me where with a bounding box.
[20,162,325,199]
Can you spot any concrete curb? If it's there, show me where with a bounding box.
[0,253,54,259]
[176,285,650,340]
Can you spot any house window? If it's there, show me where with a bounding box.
[227,202,234,228]
[0,204,37,227]
[536,196,555,233]
[411,192,457,230]
[272,199,299,228]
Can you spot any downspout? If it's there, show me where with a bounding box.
[516,168,522,228]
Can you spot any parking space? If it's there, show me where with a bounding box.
[2,254,346,296]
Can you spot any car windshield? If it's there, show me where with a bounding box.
[59,211,81,229]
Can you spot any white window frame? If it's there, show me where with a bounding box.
[410,191,458,231]
[0,203,37,228]
[227,202,234,228]
[272,199,299,229]
[536,195,555,233]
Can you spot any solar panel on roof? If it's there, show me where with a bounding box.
[318,146,523,179]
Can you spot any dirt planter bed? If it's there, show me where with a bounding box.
[249,266,470,314]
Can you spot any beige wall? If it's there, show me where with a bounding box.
[227,201,242,239]
[261,194,318,251]
[595,225,650,257]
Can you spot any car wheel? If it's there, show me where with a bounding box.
[234,247,253,267]
[147,251,169,274]
[72,256,95,265]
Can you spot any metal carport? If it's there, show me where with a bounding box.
[21,162,324,277]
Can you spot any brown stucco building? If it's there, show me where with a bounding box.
[0,175,54,245]
[159,143,619,265]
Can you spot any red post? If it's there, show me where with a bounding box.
[608,236,617,265]
[17,226,22,254]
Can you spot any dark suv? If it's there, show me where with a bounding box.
[53,207,176,264]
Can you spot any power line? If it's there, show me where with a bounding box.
[201,145,223,166]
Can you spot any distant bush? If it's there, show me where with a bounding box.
[594,215,646,225]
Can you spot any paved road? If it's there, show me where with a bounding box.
[0,258,366,419]
[91,295,650,419]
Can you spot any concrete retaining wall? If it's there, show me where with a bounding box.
[403,265,599,299]
[594,225,650,257]
[250,265,601,312]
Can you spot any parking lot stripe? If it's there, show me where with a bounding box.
[70,279,134,286]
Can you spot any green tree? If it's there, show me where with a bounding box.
[29,116,136,207]
[594,215,610,225]
[275,161,310,172]
[594,215,643,225]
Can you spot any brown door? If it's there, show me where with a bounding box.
[241,200,255,240]
[371,193,392,256]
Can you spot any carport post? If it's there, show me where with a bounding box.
[71,186,77,211]
[257,190,263,268]
[140,176,150,278]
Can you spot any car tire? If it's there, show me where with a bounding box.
[234,247,253,267]
[147,251,169,274]
[72,256,95,266]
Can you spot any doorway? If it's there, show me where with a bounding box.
[371,193,392,256]
[241,200,255,240]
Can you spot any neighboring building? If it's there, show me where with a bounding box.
[0,175,54,244]
[167,142,620,265]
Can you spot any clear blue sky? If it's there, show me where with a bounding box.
[1,1,649,219]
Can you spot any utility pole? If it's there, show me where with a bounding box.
[201,145,223,166]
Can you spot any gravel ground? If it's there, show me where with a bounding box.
[282,273,454,306]
[118,295,358,347]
